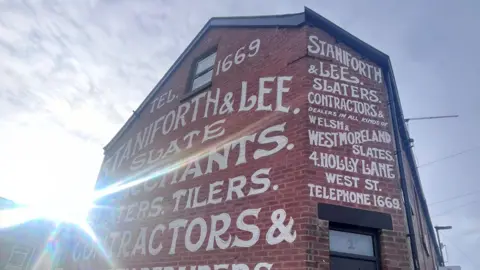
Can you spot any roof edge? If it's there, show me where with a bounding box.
[387,61,443,262]
[103,11,306,151]
[304,7,389,67]
[103,17,212,151]
[103,7,391,152]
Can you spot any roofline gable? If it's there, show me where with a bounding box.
[99,6,442,264]
[304,7,389,66]
[104,11,305,151]
[103,6,389,151]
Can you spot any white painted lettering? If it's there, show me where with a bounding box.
[308,35,383,83]
[185,217,207,252]
[207,213,232,250]
[308,92,383,118]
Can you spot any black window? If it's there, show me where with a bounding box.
[329,224,381,270]
[189,50,217,93]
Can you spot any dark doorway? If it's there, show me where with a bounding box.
[330,255,378,270]
[329,224,380,270]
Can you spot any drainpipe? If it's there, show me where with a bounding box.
[385,71,420,270]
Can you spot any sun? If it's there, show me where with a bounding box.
[0,197,95,230]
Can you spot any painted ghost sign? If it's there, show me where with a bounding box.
[306,30,402,213]
[61,28,308,268]
[53,10,424,269]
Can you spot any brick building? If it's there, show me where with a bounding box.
[58,7,441,270]
[0,198,72,270]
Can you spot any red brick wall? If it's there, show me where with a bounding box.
[0,221,57,269]
[400,150,440,269]
[60,27,311,270]
[304,27,412,269]
[57,24,429,270]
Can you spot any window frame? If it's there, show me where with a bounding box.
[328,223,382,269]
[185,47,217,97]
[5,245,32,270]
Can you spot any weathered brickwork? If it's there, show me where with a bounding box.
[0,221,59,269]
[54,16,439,270]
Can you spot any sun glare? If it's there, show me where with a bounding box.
[0,196,95,230]
[34,201,94,225]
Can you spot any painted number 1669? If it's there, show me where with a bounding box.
[216,38,261,75]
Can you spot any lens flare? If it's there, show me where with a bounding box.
[0,96,305,268]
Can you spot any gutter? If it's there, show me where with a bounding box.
[386,70,420,270]
[386,61,443,265]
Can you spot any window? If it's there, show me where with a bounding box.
[190,50,217,92]
[330,230,375,257]
[329,225,381,270]
[5,245,31,270]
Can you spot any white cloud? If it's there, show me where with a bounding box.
[0,0,479,268]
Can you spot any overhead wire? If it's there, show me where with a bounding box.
[431,199,480,217]
[415,145,480,211]
[417,145,480,168]
[428,190,480,206]
[443,235,480,268]
[407,121,479,267]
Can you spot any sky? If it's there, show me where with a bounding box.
[0,0,478,268]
